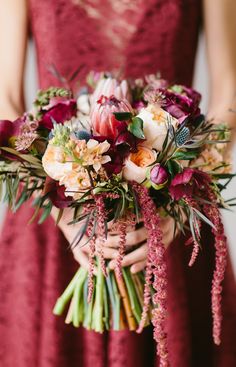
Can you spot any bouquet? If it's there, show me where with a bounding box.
[0,72,234,366]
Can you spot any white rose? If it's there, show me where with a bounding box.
[138,104,178,151]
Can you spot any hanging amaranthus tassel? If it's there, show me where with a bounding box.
[132,182,169,367]
[93,192,120,278]
[94,195,108,277]
[87,216,96,303]
[185,197,202,267]
[203,186,228,345]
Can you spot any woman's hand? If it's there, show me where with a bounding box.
[51,207,178,274]
[106,216,178,274]
[51,207,92,271]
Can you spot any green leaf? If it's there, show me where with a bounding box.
[193,207,216,230]
[166,160,182,178]
[128,117,145,139]
[172,151,198,160]
[113,112,133,121]
[38,202,53,224]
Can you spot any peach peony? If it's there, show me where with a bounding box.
[122,146,156,183]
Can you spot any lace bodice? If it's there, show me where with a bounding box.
[29,0,202,89]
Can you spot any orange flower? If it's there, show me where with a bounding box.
[123,146,156,183]
[130,147,156,167]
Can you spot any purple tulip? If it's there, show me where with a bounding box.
[150,164,168,185]
[40,97,77,129]
[169,168,211,200]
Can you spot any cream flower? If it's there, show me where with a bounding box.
[42,145,73,181]
[137,104,178,151]
[122,146,157,183]
[75,139,111,172]
[192,147,230,173]
[59,167,91,199]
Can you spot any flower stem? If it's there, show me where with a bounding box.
[72,268,87,327]
[114,269,137,331]
[53,267,84,316]
[122,267,142,323]
[110,271,121,330]
[93,260,104,333]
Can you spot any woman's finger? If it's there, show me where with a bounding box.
[104,227,147,248]
[130,260,146,274]
[102,247,119,259]
[109,244,147,269]
[73,249,90,270]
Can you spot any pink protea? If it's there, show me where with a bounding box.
[91,95,133,139]
[132,182,168,366]
[91,77,129,106]
[203,187,228,345]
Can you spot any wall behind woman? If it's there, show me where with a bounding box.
[1,37,236,273]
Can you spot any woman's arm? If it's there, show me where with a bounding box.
[0,0,28,119]
[204,0,236,141]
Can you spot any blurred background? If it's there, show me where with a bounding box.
[1,35,236,273]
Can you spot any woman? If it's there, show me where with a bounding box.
[0,0,236,366]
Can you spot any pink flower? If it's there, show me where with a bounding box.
[91,77,129,106]
[149,164,168,186]
[91,95,133,140]
[40,97,77,129]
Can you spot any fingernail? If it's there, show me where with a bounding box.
[109,261,115,270]
[130,266,136,274]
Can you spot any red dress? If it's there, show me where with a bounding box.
[0,1,235,366]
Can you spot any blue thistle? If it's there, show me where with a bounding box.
[75,130,91,142]
[175,127,190,146]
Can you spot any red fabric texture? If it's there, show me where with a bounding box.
[0,0,236,366]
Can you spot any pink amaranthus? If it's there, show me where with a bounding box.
[132,182,169,367]
[203,187,228,345]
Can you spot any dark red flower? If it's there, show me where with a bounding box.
[169,168,211,200]
[40,97,77,129]
[0,120,15,146]
[43,176,72,208]
[158,86,201,123]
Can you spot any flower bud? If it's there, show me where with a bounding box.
[149,164,168,187]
